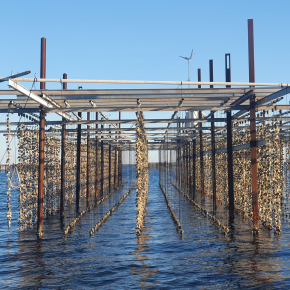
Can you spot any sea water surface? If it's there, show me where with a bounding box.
[1,167,290,289]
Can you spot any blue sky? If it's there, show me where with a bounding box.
[1,0,290,162]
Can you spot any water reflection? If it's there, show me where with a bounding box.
[132,226,160,289]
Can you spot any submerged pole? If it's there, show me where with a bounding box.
[226,54,234,216]
[76,112,82,212]
[37,38,46,237]
[87,112,90,207]
[101,125,104,197]
[118,111,122,186]
[109,143,111,193]
[60,73,67,219]
[37,107,45,237]
[95,112,99,201]
[199,111,204,195]
[209,61,217,210]
[192,138,196,200]
[248,19,259,232]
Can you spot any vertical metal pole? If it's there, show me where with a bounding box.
[209,61,216,210]
[37,108,45,237]
[198,69,201,88]
[101,125,104,197]
[118,111,122,186]
[109,143,111,193]
[225,54,231,87]
[37,38,46,237]
[114,145,117,188]
[95,112,99,201]
[87,112,90,207]
[211,112,217,210]
[76,112,82,212]
[40,37,46,90]
[187,142,189,191]
[192,138,196,200]
[227,111,234,216]
[209,60,214,88]
[60,73,67,218]
[189,141,192,195]
[225,53,234,216]
[248,18,259,231]
[199,111,204,195]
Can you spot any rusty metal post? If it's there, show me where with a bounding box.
[40,37,46,90]
[87,112,90,207]
[37,108,45,237]
[95,112,99,201]
[199,111,204,195]
[248,19,259,231]
[109,143,111,193]
[192,138,196,200]
[76,112,82,212]
[60,73,67,219]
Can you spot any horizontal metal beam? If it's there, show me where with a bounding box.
[8,80,74,121]
[10,77,290,87]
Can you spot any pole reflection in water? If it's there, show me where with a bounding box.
[132,227,160,289]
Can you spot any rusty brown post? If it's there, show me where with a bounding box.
[199,111,204,195]
[87,112,90,207]
[248,19,259,232]
[60,73,67,218]
[76,112,82,212]
[95,112,99,201]
[40,37,46,90]
[37,108,45,237]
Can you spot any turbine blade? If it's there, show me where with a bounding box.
[189,49,194,59]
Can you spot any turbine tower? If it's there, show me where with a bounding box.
[179,49,194,88]
[180,49,197,124]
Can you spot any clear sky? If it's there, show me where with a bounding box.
[1,0,290,163]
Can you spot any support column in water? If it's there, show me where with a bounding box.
[37,107,45,237]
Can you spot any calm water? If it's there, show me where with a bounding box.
[1,167,290,289]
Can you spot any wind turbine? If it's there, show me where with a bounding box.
[180,49,197,123]
[180,49,194,88]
